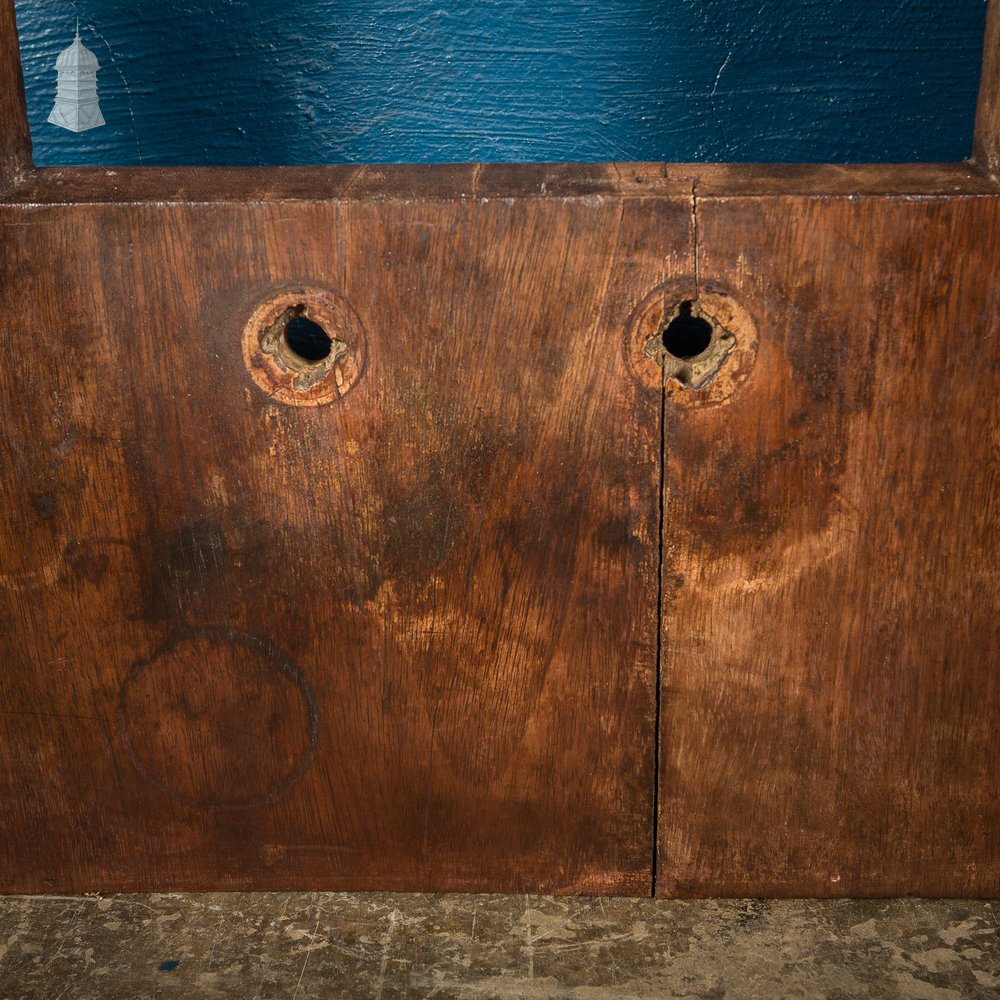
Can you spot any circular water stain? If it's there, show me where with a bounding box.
[119,627,319,810]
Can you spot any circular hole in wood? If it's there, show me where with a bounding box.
[662,301,713,359]
[285,313,333,362]
[242,286,367,406]
[625,281,757,406]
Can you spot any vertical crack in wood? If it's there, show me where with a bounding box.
[652,179,700,896]
[692,178,701,297]
[651,357,667,898]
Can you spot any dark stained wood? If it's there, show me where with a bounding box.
[657,192,1000,897]
[975,0,1000,178]
[0,0,31,192]
[0,194,686,894]
[1,162,995,207]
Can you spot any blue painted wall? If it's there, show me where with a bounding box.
[12,1,989,166]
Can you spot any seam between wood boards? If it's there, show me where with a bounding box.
[651,361,667,898]
[651,178,698,897]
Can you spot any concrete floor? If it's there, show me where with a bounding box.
[0,894,997,999]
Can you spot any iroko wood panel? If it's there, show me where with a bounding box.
[2,0,1000,897]
[658,193,1000,897]
[0,193,687,894]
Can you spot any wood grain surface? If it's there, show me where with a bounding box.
[0,193,685,894]
[657,192,1000,897]
[976,0,1000,177]
[0,0,31,192]
[2,161,995,206]
[1,0,999,897]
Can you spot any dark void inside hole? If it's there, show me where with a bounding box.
[663,302,712,359]
[285,313,333,362]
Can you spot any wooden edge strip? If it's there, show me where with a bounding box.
[0,0,32,193]
[1,162,995,207]
[975,0,1000,178]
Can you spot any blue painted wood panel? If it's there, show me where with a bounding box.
[12,1,989,166]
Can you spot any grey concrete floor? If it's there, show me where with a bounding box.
[0,894,997,999]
